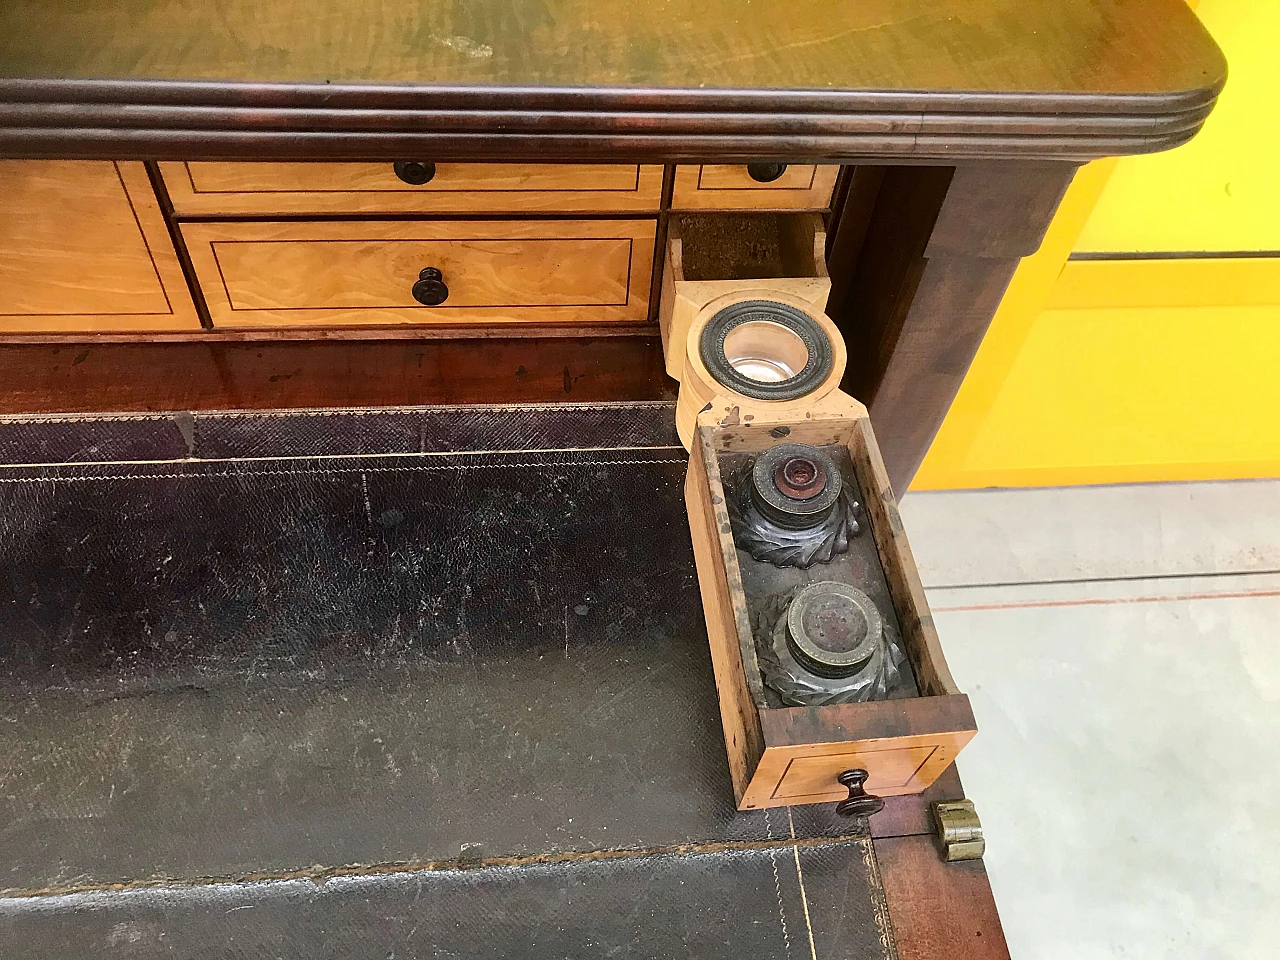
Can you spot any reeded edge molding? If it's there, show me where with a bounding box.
[0,103,1214,138]
[0,129,1207,163]
[0,78,1226,116]
[0,77,1224,161]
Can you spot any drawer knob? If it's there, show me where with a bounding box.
[835,768,885,818]
[394,161,437,185]
[747,162,788,183]
[411,267,449,306]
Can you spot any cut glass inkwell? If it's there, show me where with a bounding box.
[757,581,905,706]
[729,443,862,568]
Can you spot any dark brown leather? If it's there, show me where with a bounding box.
[0,403,896,959]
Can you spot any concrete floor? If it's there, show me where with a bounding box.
[900,479,1280,960]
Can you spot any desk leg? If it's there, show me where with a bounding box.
[830,161,1077,493]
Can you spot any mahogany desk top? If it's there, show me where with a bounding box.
[0,0,1225,161]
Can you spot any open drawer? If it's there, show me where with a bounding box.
[685,411,976,810]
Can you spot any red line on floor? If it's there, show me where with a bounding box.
[932,587,1280,613]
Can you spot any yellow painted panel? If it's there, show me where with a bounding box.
[1049,258,1280,309]
[916,304,1280,489]
[912,159,1118,489]
[1074,0,1280,253]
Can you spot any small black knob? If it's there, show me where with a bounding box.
[394,161,436,185]
[747,162,788,183]
[835,769,885,818]
[411,267,449,306]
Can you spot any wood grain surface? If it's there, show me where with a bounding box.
[0,1,1224,161]
[0,0,1221,96]
[686,409,976,810]
[0,161,200,332]
[747,695,976,807]
[684,430,768,805]
[182,219,656,328]
[877,835,1012,960]
[0,338,670,412]
[672,165,839,211]
[832,161,1078,491]
[161,162,664,215]
[849,417,962,697]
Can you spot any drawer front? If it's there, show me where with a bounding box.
[182,220,656,328]
[671,164,839,211]
[737,722,975,811]
[0,161,200,333]
[771,747,941,802]
[161,162,664,215]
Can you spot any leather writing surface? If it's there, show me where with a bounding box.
[0,404,895,959]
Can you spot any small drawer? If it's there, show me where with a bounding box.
[181,219,656,328]
[671,164,839,211]
[160,162,664,216]
[686,411,977,811]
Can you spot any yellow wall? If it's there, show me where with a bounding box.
[913,0,1280,490]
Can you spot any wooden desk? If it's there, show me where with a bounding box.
[0,2,1225,955]
[0,0,1224,490]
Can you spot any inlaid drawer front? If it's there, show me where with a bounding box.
[0,161,200,333]
[672,164,839,211]
[160,162,664,215]
[770,746,944,803]
[182,220,657,328]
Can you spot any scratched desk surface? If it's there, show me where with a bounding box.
[0,0,1222,96]
[0,403,897,959]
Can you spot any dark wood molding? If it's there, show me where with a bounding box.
[0,120,1213,164]
[0,57,1223,161]
[0,338,673,414]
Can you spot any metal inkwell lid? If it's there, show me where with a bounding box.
[784,582,882,678]
[729,442,861,569]
[750,443,842,530]
[756,580,905,706]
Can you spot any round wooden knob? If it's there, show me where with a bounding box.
[747,162,787,183]
[835,768,885,818]
[411,267,449,306]
[394,161,436,185]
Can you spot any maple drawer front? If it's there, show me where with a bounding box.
[183,219,657,328]
[671,165,839,210]
[161,162,664,215]
[772,746,942,802]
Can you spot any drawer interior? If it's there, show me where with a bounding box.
[686,411,976,810]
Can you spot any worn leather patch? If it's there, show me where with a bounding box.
[0,404,895,959]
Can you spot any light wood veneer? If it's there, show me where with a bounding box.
[182,219,657,328]
[672,165,839,210]
[161,162,664,215]
[0,161,199,332]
